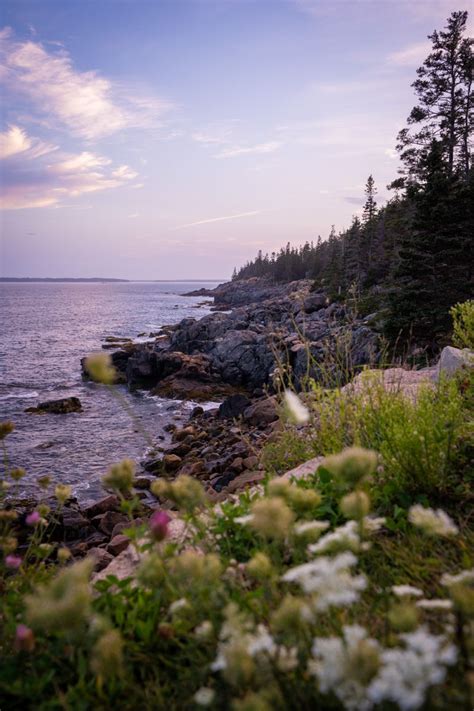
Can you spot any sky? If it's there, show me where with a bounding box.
[0,0,471,280]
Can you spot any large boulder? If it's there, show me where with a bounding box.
[438,346,473,377]
[243,396,279,426]
[25,397,82,414]
[219,394,252,419]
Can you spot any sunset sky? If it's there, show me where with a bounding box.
[0,0,471,279]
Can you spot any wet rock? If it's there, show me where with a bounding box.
[133,476,151,490]
[219,393,251,419]
[190,406,204,418]
[163,454,182,472]
[25,397,82,414]
[143,458,164,475]
[83,495,120,518]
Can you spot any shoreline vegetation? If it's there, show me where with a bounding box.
[1,10,473,710]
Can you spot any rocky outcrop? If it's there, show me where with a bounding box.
[102,278,380,400]
[438,346,473,377]
[25,397,83,414]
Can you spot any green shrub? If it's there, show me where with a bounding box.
[450,300,474,350]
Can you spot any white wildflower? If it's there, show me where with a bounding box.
[294,520,330,536]
[441,568,474,587]
[367,627,457,710]
[234,514,254,525]
[169,598,189,615]
[276,646,299,672]
[416,599,453,611]
[408,505,458,537]
[246,625,277,657]
[308,520,361,555]
[392,585,424,598]
[284,389,310,424]
[284,390,309,425]
[282,551,367,611]
[362,516,386,533]
[195,620,213,639]
[194,687,215,706]
[310,625,380,711]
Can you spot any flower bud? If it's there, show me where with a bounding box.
[14,624,35,652]
[340,491,370,520]
[149,510,170,541]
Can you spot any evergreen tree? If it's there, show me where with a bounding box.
[395,10,473,182]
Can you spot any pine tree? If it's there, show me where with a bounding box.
[395,11,473,183]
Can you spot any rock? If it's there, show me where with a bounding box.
[438,346,473,377]
[111,517,144,539]
[281,456,324,482]
[243,455,259,469]
[219,393,251,419]
[107,534,130,556]
[84,531,108,548]
[163,454,182,472]
[88,547,114,571]
[143,458,164,474]
[25,397,82,414]
[174,425,197,441]
[190,406,204,418]
[303,292,328,313]
[98,511,128,536]
[83,495,120,518]
[133,477,151,490]
[243,396,279,426]
[226,470,265,493]
[61,508,91,539]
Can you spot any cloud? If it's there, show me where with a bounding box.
[386,41,431,67]
[171,210,261,230]
[0,126,139,209]
[0,28,172,140]
[215,141,282,159]
[385,147,397,159]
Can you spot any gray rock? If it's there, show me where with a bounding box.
[25,397,82,414]
[219,394,251,419]
[438,346,473,377]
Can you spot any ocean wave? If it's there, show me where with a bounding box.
[0,390,39,401]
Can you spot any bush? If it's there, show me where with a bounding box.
[450,300,474,350]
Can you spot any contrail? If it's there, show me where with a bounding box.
[171,210,261,230]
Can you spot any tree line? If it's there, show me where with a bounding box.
[233,10,473,349]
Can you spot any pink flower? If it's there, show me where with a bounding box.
[14,624,35,652]
[5,554,22,569]
[26,511,41,526]
[149,510,171,541]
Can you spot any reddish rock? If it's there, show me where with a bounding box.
[88,547,114,571]
[83,495,120,518]
[107,535,130,556]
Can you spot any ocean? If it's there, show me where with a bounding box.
[0,281,221,502]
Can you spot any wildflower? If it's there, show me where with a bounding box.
[283,389,310,424]
[37,503,50,517]
[246,552,273,581]
[152,476,207,512]
[84,352,116,385]
[149,509,171,541]
[55,484,72,505]
[248,497,294,540]
[367,627,457,710]
[362,516,385,533]
[14,624,35,653]
[282,552,367,611]
[0,421,14,440]
[169,598,190,615]
[170,551,222,590]
[37,543,54,558]
[392,585,424,598]
[136,553,165,588]
[408,505,458,537]
[416,599,453,611]
[340,490,370,520]
[25,558,93,633]
[37,475,51,489]
[57,547,72,564]
[322,447,378,487]
[388,603,419,633]
[287,486,321,513]
[102,459,135,494]
[246,625,277,658]
[194,687,215,706]
[442,570,474,617]
[0,536,18,553]
[195,620,213,640]
[10,467,25,481]
[90,629,123,679]
[293,520,330,541]
[25,511,42,526]
[310,625,380,711]
[232,691,273,711]
[267,478,291,497]
[308,520,362,555]
[271,595,307,638]
[441,568,474,588]
[276,645,298,672]
[5,554,22,569]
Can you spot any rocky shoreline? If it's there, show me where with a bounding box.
[8,277,382,569]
